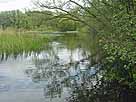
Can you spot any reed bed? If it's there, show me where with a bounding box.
[0,30,49,55]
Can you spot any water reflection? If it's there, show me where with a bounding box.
[0,41,100,102]
[25,42,101,100]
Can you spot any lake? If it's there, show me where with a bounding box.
[0,41,96,102]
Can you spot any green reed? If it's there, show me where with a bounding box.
[0,30,49,55]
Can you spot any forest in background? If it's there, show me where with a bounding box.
[0,10,78,32]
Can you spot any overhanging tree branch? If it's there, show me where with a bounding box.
[69,0,107,26]
[35,0,99,33]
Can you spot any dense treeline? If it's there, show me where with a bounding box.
[0,10,77,31]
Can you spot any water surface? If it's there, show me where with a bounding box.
[0,42,93,102]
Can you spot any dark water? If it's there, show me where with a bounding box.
[0,42,95,102]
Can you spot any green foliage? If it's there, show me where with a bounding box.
[0,10,59,31]
[0,30,49,55]
[58,18,77,32]
[77,2,136,101]
[0,0,136,91]
[0,9,79,32]
[75,0,136,87]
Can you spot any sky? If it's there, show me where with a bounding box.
[0,0,32,11]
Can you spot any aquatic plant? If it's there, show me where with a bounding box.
[0,30,49,55]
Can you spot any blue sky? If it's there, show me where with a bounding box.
[0,0,32,11]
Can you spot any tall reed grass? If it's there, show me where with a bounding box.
[0,29,49,55]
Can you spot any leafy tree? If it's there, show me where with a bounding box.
[35,0,136,101]
[58,18,77,31]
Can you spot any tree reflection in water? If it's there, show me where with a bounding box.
[22,39,136,102]
[25,42,101,100]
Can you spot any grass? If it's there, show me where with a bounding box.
[0,29,50,55]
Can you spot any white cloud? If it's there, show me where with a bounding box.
[0,0,32,11]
